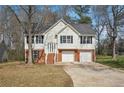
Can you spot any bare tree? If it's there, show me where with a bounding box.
[105,5,124,60]
[6,5,59,64]
[7,6,42,64]
[92,6,106,55]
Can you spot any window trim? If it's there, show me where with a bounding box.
[60,35,73,44]
[32,50,39,60]
[36,35,44,44]
[87,36,92,44]
[32,36,34,43]
[26,36,29,44]
[80,36,92,44]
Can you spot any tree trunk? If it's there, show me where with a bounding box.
[27,6,33,64]
[112,38,116,60]
[97,35,101,55]
[28,32,33,64]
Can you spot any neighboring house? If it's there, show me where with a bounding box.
[24,19,96,64]
[0,41,8,62]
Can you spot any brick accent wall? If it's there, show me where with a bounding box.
[92,50,96,62]
[37,49,45,64]
[57,50,62,62]
[25,49,96,64]
[47,53,55,64]
[75,50,80,62]
[25,49,45,64]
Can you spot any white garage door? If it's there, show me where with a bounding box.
[62,51,74,62]
[80,51,92,63]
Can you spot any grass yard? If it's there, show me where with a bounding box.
[96,55,124,70]
[0,62,73,87]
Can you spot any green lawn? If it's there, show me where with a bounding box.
[96,55,124,70]
[0,62,73,87]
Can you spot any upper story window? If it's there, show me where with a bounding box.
[26,35,44,44]
[87,36,92,44]
[26,36,34,44]
[32,36,34,43]
[26,36,29,43]
[60,35,73,44]
[80,36,92,44]
[36,35,44,44]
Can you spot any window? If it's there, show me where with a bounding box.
[83,36,86,44]
[60,35,73,43]
[26,36,29,43]
[87,36,92,44]
[62,36,66,43]
[47,43,56,53]
[80,36,82,44]
[26,36,34,44]
[80,36,92,44]
[33,50,39,60]
[80,36,86,44]
[36,36,38,44]
[32,36,34,43]
[36,35,44,44]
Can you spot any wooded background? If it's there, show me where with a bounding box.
[0,5,124,62]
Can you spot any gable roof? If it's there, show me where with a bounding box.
[24,19,96,35]
[57,24,81,35]
[43,19,95,35]
[43,19,66,34]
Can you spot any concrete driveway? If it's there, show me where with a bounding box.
[63,62,124,87]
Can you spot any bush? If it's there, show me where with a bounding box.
[8,49,24,61]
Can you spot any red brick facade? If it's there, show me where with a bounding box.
[25,49,45,64]
[75,50,80,62]
[25,49,96,64]
[47,53,55,64]
[57,50,62,62]
[37,49,45,64]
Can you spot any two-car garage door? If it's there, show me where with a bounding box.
[62,50,92,63]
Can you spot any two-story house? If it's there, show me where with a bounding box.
[24,19,96,64]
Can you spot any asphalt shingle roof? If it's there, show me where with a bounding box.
[70,23,96,35]
[24,19,96,35]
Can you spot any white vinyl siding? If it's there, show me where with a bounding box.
[24,20,96,51]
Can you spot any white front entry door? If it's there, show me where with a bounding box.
[62,51,74,62]
[80,51,92,63]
